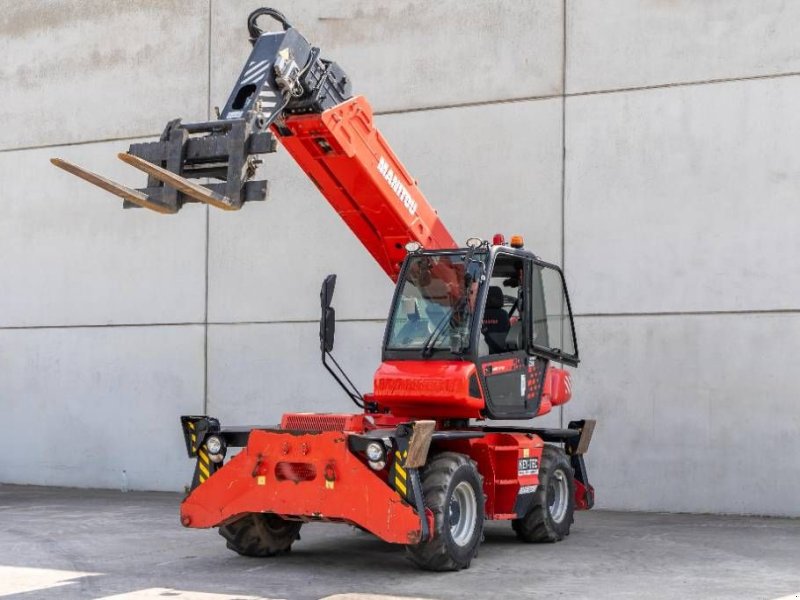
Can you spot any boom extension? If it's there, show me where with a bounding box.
[51,7,455,280]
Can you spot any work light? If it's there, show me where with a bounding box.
[366,442,384,462]
[205,436,223,455]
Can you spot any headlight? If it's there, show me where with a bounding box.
[365,441,384,462]
[205,435,223,455]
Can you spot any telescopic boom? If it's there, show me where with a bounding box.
[52,7,457,281]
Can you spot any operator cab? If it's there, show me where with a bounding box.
[375,239,578,420]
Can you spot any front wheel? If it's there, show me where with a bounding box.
[512,445,575,542]
[405,452,485,571]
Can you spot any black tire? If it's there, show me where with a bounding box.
[405,452,485,571]
[512,444,575,543]
[218,512,302,557]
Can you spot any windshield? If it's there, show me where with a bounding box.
[386,253,485,354]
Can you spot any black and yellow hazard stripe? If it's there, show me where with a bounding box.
[394,449,408,495]
[190,444,218,489]
[181,415,222,491]
[181,416,206,458]
[389,447,412,500]
[197,447,211,483]
[187,420,198,454]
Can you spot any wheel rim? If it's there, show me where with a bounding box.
[449,480,477,546]
[548,469,569,524]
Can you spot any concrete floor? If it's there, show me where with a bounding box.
[0,485,798,600]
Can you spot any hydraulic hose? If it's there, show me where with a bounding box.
[248,7,292,44]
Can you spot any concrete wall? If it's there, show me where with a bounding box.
[1,1,798,516]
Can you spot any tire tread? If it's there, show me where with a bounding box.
[218,513,301,557]
[512,445,575,543]
[406,452,485,571]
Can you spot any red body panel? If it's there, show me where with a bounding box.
[544,367,572,407]
[574,479,595,510]
[275,96,457,282]
[372,360,485,419]
[440,433,544,519]
[181,429,424,545]
[535,367,572,416]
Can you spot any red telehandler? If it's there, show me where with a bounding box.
[52,8,595,571]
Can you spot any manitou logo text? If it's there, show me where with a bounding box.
[375,377,458,396]
[377,157,418,216]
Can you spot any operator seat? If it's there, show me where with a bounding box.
[482,286,510,353]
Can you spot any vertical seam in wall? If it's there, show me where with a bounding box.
[203,0,213,414]
[203,213,210,415]
[559,0,568,430]
[207,1,213,118]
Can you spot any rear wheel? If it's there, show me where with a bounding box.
[512,445,575,542]
[219,512,302,557]
[405,452,485,571]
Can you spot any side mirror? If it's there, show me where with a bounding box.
[320,274,336,353]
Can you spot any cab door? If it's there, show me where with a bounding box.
[476,254,579,420]
[528,259,579,366]
[476,252,537,419]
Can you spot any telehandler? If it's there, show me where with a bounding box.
[52,8,595,571]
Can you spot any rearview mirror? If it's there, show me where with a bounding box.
[321,274,336,309]
[320,274,337,353]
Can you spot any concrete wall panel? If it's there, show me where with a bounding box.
[0,142,207,327]
[0,325,204,491]
[3,1,799,519]
[565,77,800,315]
[567,0,800,93]
[207,321,565,430]
[207,321,384,425]
[208,99,563,323]
[210,0,563,113]
[566,313,800,516]
[0,0,209,151]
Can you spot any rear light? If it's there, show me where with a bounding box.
[252,455,269,478]
[275,462,317,482]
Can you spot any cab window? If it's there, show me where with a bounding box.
[386,253,484,354]
[530,263,578,364]
[479,254,525,356]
